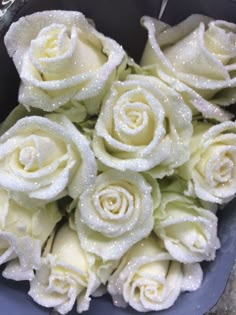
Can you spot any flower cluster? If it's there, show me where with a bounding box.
[0,10,235,314]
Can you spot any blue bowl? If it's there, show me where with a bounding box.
[0,1,236,314]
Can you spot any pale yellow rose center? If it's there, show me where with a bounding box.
[16,135,66,172]
[38,27,69,59]
[129,261,170,303]
[94,183,136,219]
[19,146,38,171]
[55,267,86,285]
[30,23,107,80]
[197,146,236,188]
[204,23,236,65]
[48,266,86,298]
[113,90,155,146]
[212,156,234,182]
[133,278,165,302]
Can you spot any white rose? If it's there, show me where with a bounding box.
[178,121,236,204]
[4,10,126,115]
[0,114,96,203]
[0,188,61,281]
[93,74,192,178]
[75,169,156,260]
[108,234,203,312]
[29,224,117,314]
[141,15,236,107]
[154,183,220,263]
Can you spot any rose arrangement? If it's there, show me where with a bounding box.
[0,9,235,314]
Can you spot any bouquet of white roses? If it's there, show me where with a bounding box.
[0,8,235,314]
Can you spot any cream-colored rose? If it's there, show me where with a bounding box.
[75,170,156,260]
[4,10,126,115]
[0,114,96,203]
[178,121,236,204]
[108,234,203,312]
[154,181,220,263]
[93,74,192,178]
[141,15,236,107]
[0,188,61,281]
[29,224,117,314]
